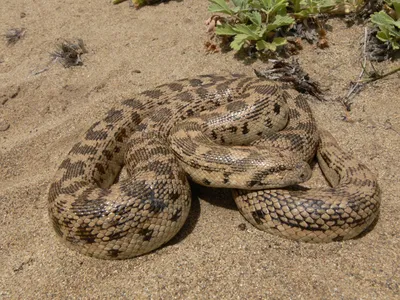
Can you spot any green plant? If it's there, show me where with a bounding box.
[207,0,360,52]
[370,0,400,49]
[290,0,336,17]
[209,0,400,54]
[208,0,295,51]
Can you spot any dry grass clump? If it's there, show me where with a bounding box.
[5,28,26,45]
[50,39,87,68]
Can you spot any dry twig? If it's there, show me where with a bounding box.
[341,27,369,111]
[342,27,400,111]
[255,59,326,101]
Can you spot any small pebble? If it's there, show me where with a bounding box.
[238,223,247,231]
[0,120,10,131]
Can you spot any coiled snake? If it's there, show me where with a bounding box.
[48,74,381,259]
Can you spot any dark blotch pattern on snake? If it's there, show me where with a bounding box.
[48,74,380,259]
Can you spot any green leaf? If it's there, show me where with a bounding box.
[265,14,294,32]
[256,40,278,51]
[376,30,390,42]
[265,23,279,32]
[394,3,400,17]
[254,0,288,15]
[388,27,400,40]
[231,0,246,8]
[391,40,400,49]
[371,9,400,50]
[248,11,262,26]
[272,14,295,26]
[255,37,287,51]
[291,0,301,12]
[316,0,336,10]
[271,36,287,46]
[208,0,234,15]
[215,24,238,36]
[371,11,397,28]
[230,34,249,50]
[256,40,269,50]
[257,0,272,10]
[232,24,260,39]
[257,24,267,37]
[292,9,311,18]
[231,0,242,7]
[371,11,400,51]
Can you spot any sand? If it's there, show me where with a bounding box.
[1,0,399,299]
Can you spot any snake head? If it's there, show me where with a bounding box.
[282,160,312,186]
[248,160,312,189]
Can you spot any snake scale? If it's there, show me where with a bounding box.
[48,74,381,259]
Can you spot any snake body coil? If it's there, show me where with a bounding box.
[48,74,380,259]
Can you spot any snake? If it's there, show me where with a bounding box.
[48,74,381,259]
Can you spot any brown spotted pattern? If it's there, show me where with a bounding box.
[48,74,380,259]
[234,129,380,242]
[169,86,318,189]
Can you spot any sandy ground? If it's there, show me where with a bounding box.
[1,0,399,299]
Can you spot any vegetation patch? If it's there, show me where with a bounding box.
[206,0,400,59]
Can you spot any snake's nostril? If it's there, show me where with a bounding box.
[298,172,306,182]
[295,161,310,182]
